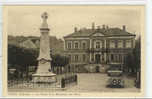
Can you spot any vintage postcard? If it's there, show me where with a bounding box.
[2,5,145,97]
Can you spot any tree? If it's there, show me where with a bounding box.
[133,36,141,72]
[51,54,69,74]
[124,53,136,73]
[124,36,141,74]
[8,44,39,78]
[51,54,69,67]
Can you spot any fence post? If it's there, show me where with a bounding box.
[70,76,71,83]
[75,75,77,83]
[72,76,74,82]
[61,78,65,88]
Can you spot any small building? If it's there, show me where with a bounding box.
[63,23,136,72]
[19,38,40,49]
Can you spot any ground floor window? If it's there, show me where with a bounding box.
[75,55,79,62]
[102,54,104,61]
[116,55,119,62]
[110,54,123,63]
[68,54,71,62]
[119,54,122,62]
[111,54,114,61]
[95,54,101,63]
[83,54,86,62]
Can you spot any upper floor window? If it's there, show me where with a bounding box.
[94,40,102,49]
[67,42,72,49]
[74,42,79,49]
[118,40,123,48]
[96,42,100,49]
[110,40,115,48]
[75,55,79,62]
[126,40,132,48]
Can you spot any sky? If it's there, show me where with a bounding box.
[5,5,144,39]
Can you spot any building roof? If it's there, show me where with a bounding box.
[19,39,38,49]
[65,29,94,37]
[104,28,135,36]
[64,27,135,38]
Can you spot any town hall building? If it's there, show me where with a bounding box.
[64,23,136,72]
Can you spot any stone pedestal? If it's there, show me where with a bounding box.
[32,73,56,83]
[32,59,57,83]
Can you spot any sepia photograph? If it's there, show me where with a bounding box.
[2,5,145,97]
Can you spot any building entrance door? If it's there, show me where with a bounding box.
[95,54,100,64]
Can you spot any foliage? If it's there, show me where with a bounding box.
[51,54,69,67]
[8,44,39,72]
[133,36,141,71]
[124,53,135,72]
[8,43,69,78]
[8,35,64,55]
[124,37,141,73]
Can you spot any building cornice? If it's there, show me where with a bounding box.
[64,35,135,40]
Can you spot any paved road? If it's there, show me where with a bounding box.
[65,73,140,92]
[8,73,140,93]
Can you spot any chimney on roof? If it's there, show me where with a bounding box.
[79,28,82,32]
[97,26,100,30]
[102,24,105,29]
[74,27,78,32]
[92,22,95,30]
[122,25,126,31]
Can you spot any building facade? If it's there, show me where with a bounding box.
[64,23,136,70]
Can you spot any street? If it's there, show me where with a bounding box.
[8,73,140,93]
[65,73,140,92]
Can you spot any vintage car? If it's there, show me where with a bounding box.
[107,63,123,76]
[106,77,124,88]
[106,63,125,88]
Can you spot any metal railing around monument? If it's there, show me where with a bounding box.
[8,73,77,90]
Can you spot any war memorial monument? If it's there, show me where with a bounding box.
[32,12,56,83]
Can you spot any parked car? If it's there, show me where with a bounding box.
[107,63,123,76]
[106,63,125,88]
[106,77,124,88]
